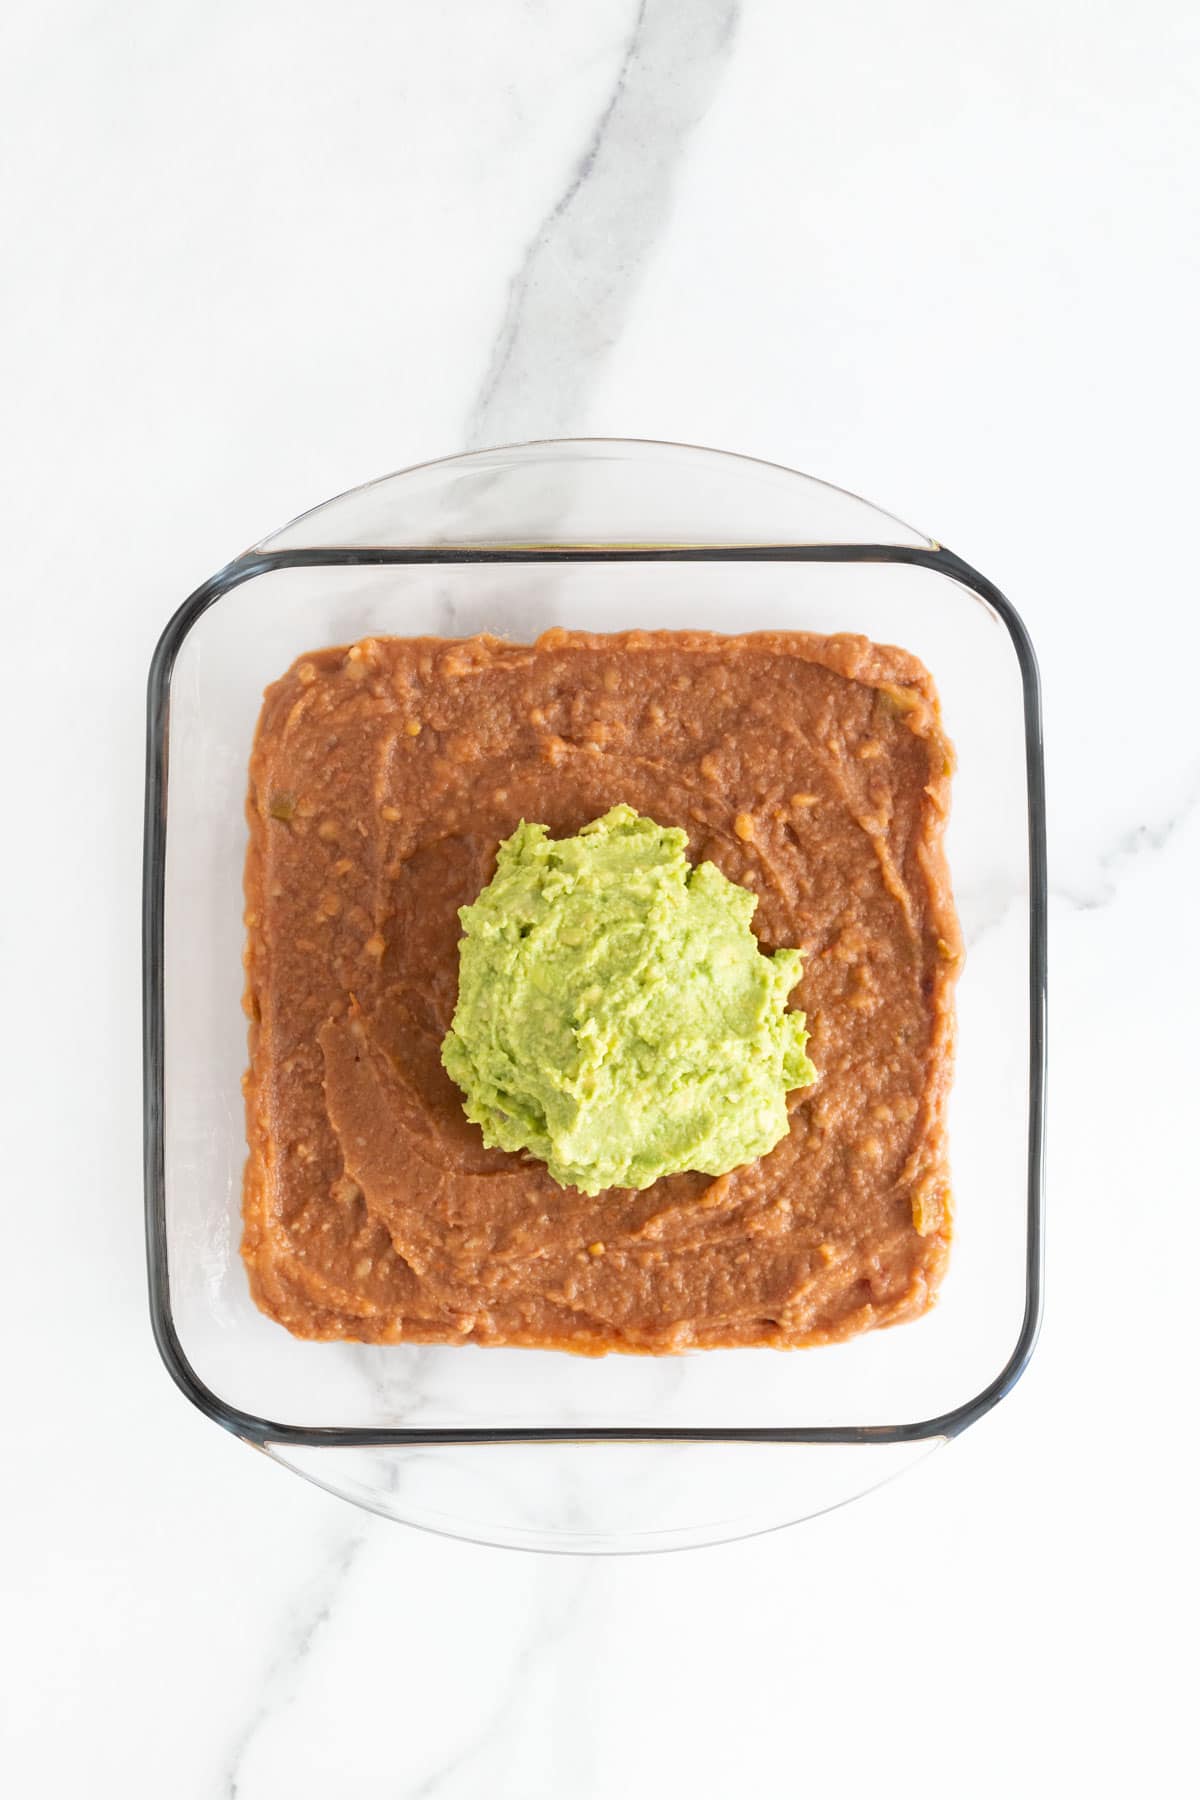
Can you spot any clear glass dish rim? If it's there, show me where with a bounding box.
[143,494,1046,1453]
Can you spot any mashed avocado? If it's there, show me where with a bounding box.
[441,805,816,1195]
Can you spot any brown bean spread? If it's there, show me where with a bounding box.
[242,629,961,1353]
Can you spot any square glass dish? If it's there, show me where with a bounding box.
[144,439,1045,1550]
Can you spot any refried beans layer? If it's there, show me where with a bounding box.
[241,628,961,1353]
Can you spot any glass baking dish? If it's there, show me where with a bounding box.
[144,439,1045,1551]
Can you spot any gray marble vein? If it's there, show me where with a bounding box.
[467,0,740,447]
[1054,760,1200,913]
[225,1531,366,1799]
[957,886,1024,954]
[407,1562,598,1798]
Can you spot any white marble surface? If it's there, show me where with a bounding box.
[3,1,1197,1792]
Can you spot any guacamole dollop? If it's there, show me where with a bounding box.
[441,805,816,1195]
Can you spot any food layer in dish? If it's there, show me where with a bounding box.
[242,628,961,1353]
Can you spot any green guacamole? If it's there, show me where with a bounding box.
[441,805,816,1196]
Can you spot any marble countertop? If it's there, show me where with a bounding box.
[3,2,1195,1793]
